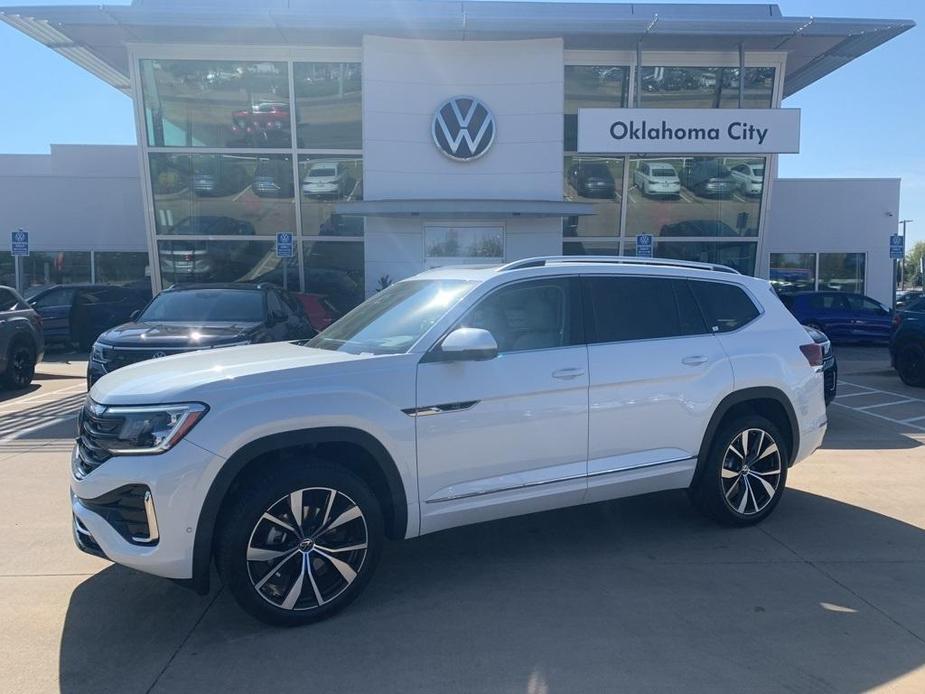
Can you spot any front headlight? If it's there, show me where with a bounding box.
[81,401,208,456]
[90,342,105,363]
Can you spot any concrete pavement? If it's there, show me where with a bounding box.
[1,347,925,693]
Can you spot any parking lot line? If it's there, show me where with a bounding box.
[834,380,925,432]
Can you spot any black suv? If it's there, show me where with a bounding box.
[890,294,925,386]
[88,283,315,387]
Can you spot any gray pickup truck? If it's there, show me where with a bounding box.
[0,286,44,389]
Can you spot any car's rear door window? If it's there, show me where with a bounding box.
[689,280,760,333]
[584,276,708,343]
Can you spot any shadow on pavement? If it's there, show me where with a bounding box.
[0,384,39,403]
[59,489,925,693]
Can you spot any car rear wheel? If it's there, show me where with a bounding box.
[896,343,925,387]
[2,340,36,390]
[216,462,383,626]
[689,415,788,526]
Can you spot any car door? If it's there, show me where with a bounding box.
[415,276,589,534]
[846,294,892,341]
[583,275,733,504]
[30,287,76,341]
[821,293,853,340]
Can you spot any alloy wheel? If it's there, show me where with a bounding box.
[9,346,34,387]
[246,487,368,611]
[720,428,782,516]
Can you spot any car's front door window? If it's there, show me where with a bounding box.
[457,278,578,353]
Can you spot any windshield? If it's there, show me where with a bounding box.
[309,166,337,177]
[752,167,765,177]
[139,289,265,323]
[308,279,476,355]
[651,168,676,177]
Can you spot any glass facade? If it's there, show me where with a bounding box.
[94,252,151,286]
[770,252,867,295]
[21,252,92,290]
[0,252,13,288]
[141,58,365,310]
[563,64,776,268]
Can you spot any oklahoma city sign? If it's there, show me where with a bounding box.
[578,108,800,154]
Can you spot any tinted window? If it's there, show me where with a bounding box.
[690,281,759,332]
[139,289,266,323]
[460,278,579,353]
[587,276,708,343]
[266,291,286,318]
[0,288,22,311]
[807,293,846,311]
[32,288,76,309]
[845,295,887,314]
[904,296,925,312]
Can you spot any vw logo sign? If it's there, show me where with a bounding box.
[152,351,166,359]
[432,96,496,161]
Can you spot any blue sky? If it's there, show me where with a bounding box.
[0,0,922,241]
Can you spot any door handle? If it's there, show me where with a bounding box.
[552,367,585,380]
[681,355,709,366]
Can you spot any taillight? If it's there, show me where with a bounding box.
[893,313,903,329]
[800,343,824,368]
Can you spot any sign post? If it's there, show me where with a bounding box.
[276,232,294,289]
[890,233,905,312]
[635,233,653,259]
[10,229,28,293]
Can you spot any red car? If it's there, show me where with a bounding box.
[231,102,290,138]
[293,292,339,332]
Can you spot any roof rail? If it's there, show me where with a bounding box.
[496,256,740,275]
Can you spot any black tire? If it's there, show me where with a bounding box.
[216,461,383,627]
[896,342,925,387]
[2,339,36,390]
[689,415,789,526]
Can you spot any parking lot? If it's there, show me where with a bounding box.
[2,346,925,693]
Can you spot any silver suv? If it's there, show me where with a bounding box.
[0,286,44,389]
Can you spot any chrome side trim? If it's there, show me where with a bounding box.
[403,400,479,417]
[425,456,695,503]
[132,490,160,544]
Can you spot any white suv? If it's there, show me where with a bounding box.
[72,257,827,626]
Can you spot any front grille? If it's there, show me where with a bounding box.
[99,346,187,372]
[76,399,124,475]
[79,485,156,545]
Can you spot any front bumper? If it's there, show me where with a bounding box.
[70,439,222,580]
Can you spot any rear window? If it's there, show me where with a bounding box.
[586,276,708,343]
[0,288,25,311]
[690,281,760,333]
[651,167,676,177]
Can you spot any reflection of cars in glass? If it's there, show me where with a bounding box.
[680,160,737,198]
[895,289,922,309]
[293,292,340,332]
[634,161,681,197]
[87,283,315,387]
[192,156,248,197]
[253,158,294,198]
[778,292,892,344]
[660,220,740,237]
[730,162,764,196]
[301,161,353,198]
[231,102,290,138]
[567,162,616,198]
[160,217,257,283]
[28,284,151,351]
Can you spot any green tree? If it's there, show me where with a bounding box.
[905,241,925,288]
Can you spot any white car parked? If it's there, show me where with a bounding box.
[301,161,351,198]
[730,162,764,196]
[634,161,682,197]
[72,256,827,626]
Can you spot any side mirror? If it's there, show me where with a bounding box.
[430,327,498,362]
[130,309,141,321]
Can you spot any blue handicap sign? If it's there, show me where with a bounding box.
[10,229,29,256]
[276,232,294,258]
[636,233,653,258]
[890,234,905,260]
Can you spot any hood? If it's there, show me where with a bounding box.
[90,341,376,405]
[99,321,261,348]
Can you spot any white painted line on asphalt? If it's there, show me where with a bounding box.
[902,415,925,424]
[831,402,925,433]
[834,391,881,399]
[0,415,77,446]
[856,400,916,411]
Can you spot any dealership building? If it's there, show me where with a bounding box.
[0,1,912,312]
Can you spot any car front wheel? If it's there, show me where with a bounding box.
[217,462,383,626]
[896,343,925,387]
[2,340,36,390]
[689,415,788,526]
